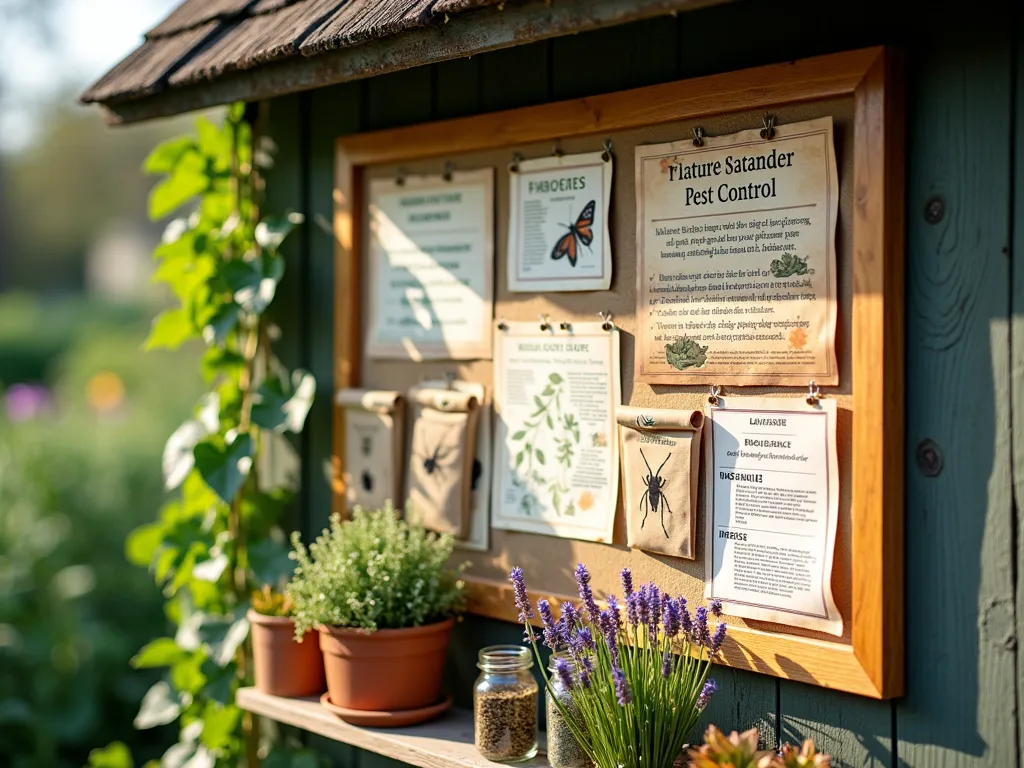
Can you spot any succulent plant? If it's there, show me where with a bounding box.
[686,726,830,768]
[251,584,292,617]
[665,336,709,370]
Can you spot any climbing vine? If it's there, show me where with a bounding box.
[90,105,318,768]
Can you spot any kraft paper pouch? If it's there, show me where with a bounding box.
[617,405,704,560]
[336,389,405,512]
[406,388,480,538]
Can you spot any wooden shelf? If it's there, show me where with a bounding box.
[237,688,549,768]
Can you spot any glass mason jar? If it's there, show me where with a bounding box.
[546,653,593,768]
[474,645,538,762]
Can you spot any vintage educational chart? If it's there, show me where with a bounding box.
[508,152,613,292]
[492,321,620,542]
[635,117,839,385]
[704,397,842,635]
[366,169,494,360]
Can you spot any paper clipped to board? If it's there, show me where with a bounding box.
[491,321,621,543]
[507,151,613,292]
[704,397,843,636]
[635,117,839,386]
[366,169,494,361]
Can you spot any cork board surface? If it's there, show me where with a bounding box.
[359,97,855,645]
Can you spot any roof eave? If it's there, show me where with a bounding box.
[93,0,731,124]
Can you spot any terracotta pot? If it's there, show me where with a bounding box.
[319,617,455,711]
[248,609,325,698]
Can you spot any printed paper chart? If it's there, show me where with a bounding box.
[492,322,620,542]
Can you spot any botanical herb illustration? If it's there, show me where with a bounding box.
[769,252,809,278]
[509,372,581,517]
[665,336,709,370]
[639,448,672,537]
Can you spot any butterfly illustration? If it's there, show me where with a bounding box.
[551,200,596,267]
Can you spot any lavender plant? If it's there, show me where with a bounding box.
[510,564,726,768]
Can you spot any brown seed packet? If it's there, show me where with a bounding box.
[617,405,704,559]
[336,389,405,512]
[406,388,480,537]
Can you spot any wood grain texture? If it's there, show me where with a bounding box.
[335,47,903,698]
[896,30,1019,766]
[1015,22,1024,767]
[237,687,550,768]
[697,668,778,751]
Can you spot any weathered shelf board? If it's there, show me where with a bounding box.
[236,688,549,768]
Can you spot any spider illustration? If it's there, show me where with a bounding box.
[639,447,672,538]
[361,469,374,492]
[415,426,457,483]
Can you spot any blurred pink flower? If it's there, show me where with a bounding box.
[4,383,52,421]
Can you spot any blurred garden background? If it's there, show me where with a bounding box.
[1,1,217,764]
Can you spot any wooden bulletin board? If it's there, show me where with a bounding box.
[332,48,904,699]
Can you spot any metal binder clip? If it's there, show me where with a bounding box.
[806,380,822,406]
[559,320,572,331]
[692,127,705,147]
[509,153,523,173]
[539,314,552,331]
[601,139,613,162]
[497,318,510,331]
[760,113,776,140]
[552,144,564,158]
[598,311,615,331]
[396,166,408,186]
[442,161,454,182]
[708,385,722,405]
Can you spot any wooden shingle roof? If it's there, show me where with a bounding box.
[81,0,722,124]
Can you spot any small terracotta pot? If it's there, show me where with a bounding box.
[319,617,455,711]
[248,609,325,698]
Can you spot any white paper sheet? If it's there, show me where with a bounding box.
[492,322,620,542]
[704,397,842,635]
[507,152,613,292]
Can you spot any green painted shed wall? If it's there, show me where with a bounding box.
[261,0,1023,765]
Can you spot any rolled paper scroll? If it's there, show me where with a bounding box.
[336,389,405,512]
[406,387,480,538]
[616,405,704,560]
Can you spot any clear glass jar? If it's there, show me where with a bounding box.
[473,645,538,762]
[546,653,593,768]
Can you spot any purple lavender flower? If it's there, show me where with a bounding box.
[664,597,681,638]
[598,608,621,666]
[555,657,575,690]
[637,585,650,627]
[647,585,662,643]
[626,591,640,628]
[538,599,559,648]
[579,656,593,688]
[612,666,632,706]
[510,567,533,623]
[606,594,621,630]
[679,597,693,638]
[575,563,600,622]
[620,567,634,598]
[561,602,580,632]
[661,650,672,679]
[694,606,710,648]
[696,678,717,709]
[710,599,723,618]
[569,626,595,657]
[710,621,727,655]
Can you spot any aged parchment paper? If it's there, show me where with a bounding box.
[336,389,405,512]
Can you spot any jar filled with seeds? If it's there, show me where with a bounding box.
[474,645,538,762]
[546,653,592,768]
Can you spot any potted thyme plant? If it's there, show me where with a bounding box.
[509,564,725,768]
[287,504,466,725]
[248,585,325,698]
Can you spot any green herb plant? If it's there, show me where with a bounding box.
[89,105,321,768]
[287,505,467,635]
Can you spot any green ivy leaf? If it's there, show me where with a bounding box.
[163,420,206,490]
[200,659,236,705]
[191,553,228,583]
[170,653,207,695]
[132,638,187,669]
[250,370,316,433]
[255,212,304,251]
[125,522,166,568]
[196,117,231,164]
[202,303,240,346]
[248,536,293,587]
[145,309,196,351]
[198,615,250,667]
[200,702,241,751]
[144,136,198,174]
[133,681,180,730]
[149,151,208,219]
[200,348,246,383]
[86,741,134,768]
[194,433,253,503]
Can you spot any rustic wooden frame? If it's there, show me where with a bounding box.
[333,47,904,699]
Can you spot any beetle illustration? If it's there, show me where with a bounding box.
[639,447,672,538]
[361,470,374,492]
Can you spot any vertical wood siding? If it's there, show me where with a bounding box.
[260,1,1022,764]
